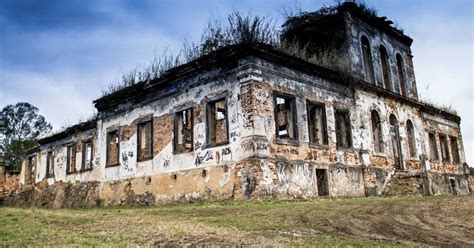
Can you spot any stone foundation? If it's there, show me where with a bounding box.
[2,161,470,208]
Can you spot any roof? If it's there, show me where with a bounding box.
[93,42,458,120]
[93,43,352,112]
[37,118,97,145]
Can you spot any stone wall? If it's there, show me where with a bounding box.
[429,173,470,195]
[2,164,234,208]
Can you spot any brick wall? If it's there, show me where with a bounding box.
[0,171,20,196]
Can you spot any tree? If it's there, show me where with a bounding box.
[0,102,52,173]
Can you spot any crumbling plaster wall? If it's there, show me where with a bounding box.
[422,112,466,175]
[346,12,418,99]
[241,57,368,197]
[22,129,98,185]
[27,67,255,194]
[354,90,425,171]
[94,71,249,183]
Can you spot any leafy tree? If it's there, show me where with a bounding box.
[0,102,52,173]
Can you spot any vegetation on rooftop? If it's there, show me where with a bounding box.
[101,1,402,97]
[420,98,459,116]
[101,12,279,97]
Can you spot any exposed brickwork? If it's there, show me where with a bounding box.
[0,173,20,196]
[153,114,173,157]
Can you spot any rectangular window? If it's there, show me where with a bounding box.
[46,151,54,178]
[439,134,450,163]
[137,121,153,161]
[106,130,120,167]
[450,136,460,164]
[207,98,228,146]
[307,101,327,145]
[82,141,93,171]
[275,93,297,141]
[335,109,352,149]
[174,108,193,153]
[428,132,439,161]
[26,156,36,184]
[66,144,76,174]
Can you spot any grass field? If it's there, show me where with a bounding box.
[1,195,473,247]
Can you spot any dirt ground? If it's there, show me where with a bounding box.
[1,195,473,247]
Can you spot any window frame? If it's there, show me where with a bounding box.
[81,140,94,172]
[306,100,328,147]
[26,155,36,184]
[361,35,375,84]
[370,110,384,153]
[66,143,77,175]
[406,120,416,158]
[106,129,120,167]
[379,45,391,90]
[273,92,299,144]
[449,136,460,164]
[439,134,450,164]
[428,132,439,162]
[396,53,407,96]
[46,151,54,178]
[137,120,153,162]
[205,97,229,148]
[335,109,353,150]
[174,107,194,154]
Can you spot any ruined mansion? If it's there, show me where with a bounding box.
[9,3,471,207]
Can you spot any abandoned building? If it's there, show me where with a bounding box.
[7,3,470,207]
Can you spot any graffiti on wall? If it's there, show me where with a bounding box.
[122,151,134,171]
[195,151,213,166]
[276,162,317,189]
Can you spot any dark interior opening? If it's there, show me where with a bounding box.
[316,169,329,196]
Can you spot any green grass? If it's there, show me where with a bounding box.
[1,195,472,247]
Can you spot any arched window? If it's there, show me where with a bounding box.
[361,36,375,84]
[406,120,416,157]
[379,45,390,90]
[389,114,403,169]
[396,54,406,96]
[371,110,383,153]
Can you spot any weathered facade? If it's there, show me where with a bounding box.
[8,3,470,207]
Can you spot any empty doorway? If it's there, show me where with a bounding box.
[316,169,329,196]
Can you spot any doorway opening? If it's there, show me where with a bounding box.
[449,178,457,195]
[316,169,329,196]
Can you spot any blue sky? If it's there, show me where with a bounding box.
[0,0,472,164]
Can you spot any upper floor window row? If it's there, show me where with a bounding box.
[360,36,407,96]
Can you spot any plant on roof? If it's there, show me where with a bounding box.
[102,1,393,97]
